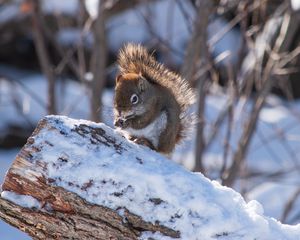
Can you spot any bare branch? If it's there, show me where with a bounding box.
[181,0,214,173]
[89,1,107,122]
[281,188,300,223]
[222,9,294,187]
[30,0,56,115]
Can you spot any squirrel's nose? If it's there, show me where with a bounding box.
[114,118,124,128]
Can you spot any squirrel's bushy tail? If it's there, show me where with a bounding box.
[118,43,196,143]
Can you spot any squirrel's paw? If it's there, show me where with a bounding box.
[132,137,155,150]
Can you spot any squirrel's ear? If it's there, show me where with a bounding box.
[138,76,148,92]
[116,74,122,84]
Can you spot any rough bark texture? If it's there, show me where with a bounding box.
[0,117,179,240]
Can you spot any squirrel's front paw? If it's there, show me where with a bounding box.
[114,118,129,129]
[133,137,155,150]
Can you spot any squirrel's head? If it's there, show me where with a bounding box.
[114,73,155,128]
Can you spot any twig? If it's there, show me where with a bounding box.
[182,0,214,173]
[281,188,300,223]
[77,0,88,81]
[220,64,235,176]
[175,0,193,33]
[89,0,107,122]
[222,7,293,187]
[208,0,268,47]
[9,81,35,129]
[30,0,56,114]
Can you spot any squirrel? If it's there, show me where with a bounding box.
[114,43,195,154]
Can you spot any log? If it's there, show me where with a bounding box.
[0,116,299,240]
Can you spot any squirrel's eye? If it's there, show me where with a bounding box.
[130,94,139,105]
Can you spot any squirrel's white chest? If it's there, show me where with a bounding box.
[124,111,167,148]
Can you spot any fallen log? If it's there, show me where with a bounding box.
[0,115,299,240]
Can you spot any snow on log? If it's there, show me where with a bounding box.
[0,116,299,240]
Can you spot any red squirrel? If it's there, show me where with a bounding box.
[114,44,195,154]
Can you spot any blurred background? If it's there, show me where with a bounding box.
[0,0,300,238]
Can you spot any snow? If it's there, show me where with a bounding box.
[259,106,289,123]
[0,0,79,26]
[0,0,239,67]
[172,91,300,224]
[198,92,300,182]
[4,115,299,240]
[59,0,238,66]
[84,0,99,19]
[247,182,300,223]
[140,231,174,240]
[41,0,79,15]
[1,191,40,209]
[106,0,239,66]
[291,0,300,10]
[0,65,114,132]
[84,0,193,63]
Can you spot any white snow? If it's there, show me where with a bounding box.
[140,231,175,240]
[84,0,99,19]
[0,0,79,26]
[57,0,238,66]
[104,0,193,64]
[291,0,300,10]
[190,92,300,175]
[6,115,299,240]
[247,182,300,223]
[172,91,300,224]
[0,66,114,133]
[41,0,79,15]
[1,191,40,209]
